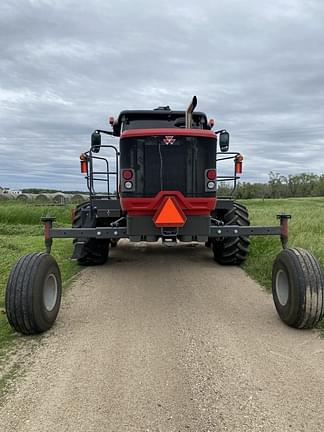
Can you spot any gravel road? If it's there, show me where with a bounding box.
[1,240,324,432]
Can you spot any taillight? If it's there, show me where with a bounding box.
[122,169,133,180]
[206,169,217,180]
[80,161,87,173]
[80,153,87,174]
[235,154,244,175]
[205,169,216,192]
[121,169,135,192]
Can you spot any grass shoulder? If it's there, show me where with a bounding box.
[0,203,81,360]
[240,197,324,333]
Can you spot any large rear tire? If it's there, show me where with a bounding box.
[76,239,109,266]
[72,201,109,266]
[213,202,250,265]
[5,253,62,335]
[272,248,324,329]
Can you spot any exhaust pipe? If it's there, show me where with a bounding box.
[185,96,197,128]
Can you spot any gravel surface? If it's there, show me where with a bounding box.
[1,240,324,431]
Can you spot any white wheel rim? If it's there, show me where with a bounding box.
[43,273,58,312]
[275,269,289,306]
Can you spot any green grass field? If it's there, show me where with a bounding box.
[0,197,323,352]
[0,202,79,356]
[242,197,324,332]
[242,197,324,289]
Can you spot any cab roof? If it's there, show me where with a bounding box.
[113,109,209,136]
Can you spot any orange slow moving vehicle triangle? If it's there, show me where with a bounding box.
[154,197,186,227]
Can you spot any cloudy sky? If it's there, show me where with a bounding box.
[0,0,323,191]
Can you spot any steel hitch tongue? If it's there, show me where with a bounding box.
[277,213,291,249]
[41,216,56,254]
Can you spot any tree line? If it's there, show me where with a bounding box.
[217,172,324,199]
[20,172,324,199]
[22,188,85,194]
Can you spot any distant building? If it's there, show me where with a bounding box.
[0,186,22,197]
[10,189,22,196]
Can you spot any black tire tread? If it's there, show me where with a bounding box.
[72,202,109,266]
[294,248,324,328]
[272,247,324,329]
[213,202,250,265]
[5,252,61,335]
[7,253,40,334]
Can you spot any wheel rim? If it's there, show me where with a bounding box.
[43,273,58,312]
[275,269,289,306]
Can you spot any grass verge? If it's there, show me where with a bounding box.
[0,202,80,360]
[241,197,324,332]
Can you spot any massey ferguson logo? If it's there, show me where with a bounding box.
[163,136,176,145]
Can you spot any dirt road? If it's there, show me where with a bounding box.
[1,241,324,431]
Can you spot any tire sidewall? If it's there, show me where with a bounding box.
[32,255,62,332]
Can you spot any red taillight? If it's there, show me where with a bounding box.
[235,154,243,175]
[80,153,87,174]
[235,161,242,174]
[206,169,217,180]
[80,160,87,173]
[122,169,133,180]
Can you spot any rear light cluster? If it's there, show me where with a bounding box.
[205,169,217,191]
[123,170,133,180]
[121,169,135,191]
[80,153,88,174]
[206,169,217,180]
[235,154,244,174]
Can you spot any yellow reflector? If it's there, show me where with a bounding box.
[154,197,186,227]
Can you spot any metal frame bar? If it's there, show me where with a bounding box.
[210,226,281,237]
[42,214,291,253]
[50,227,127,239]
[84,143,120,201]
[216,151,241,197]
[48,225,281,239]
[42,215,290,239]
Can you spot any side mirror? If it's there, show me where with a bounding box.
[219,131,230,152]
[91,131,101,153]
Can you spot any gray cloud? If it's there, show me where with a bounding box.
[0,0,324,189]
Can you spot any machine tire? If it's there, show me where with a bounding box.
[272,248,324,329]
[213,202,250,265]
[77,239,109,266]
[72,200,90,226]
[72,202,109,266]
[110,239,118,248]
[5,253,62,335]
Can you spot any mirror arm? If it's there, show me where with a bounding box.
[95,129,114,136]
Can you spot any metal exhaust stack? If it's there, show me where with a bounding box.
[185,96,197,128]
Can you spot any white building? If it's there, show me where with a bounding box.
[0,186,22,197]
